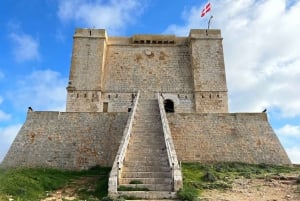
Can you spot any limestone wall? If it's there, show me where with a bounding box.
[189,30,228,113]
[168,113,291,165]
[103,45,193,94]
[2,111,128,169]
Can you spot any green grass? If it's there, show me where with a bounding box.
[129,180,143,184]
[0,163,299,201]
[179,162,300,201]
[0,166,111,201]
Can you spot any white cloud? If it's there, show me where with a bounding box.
[164,0,300,117]
[57,0,146,34]
[9,32,40,62]
[286,147,300,164]
[0,124,22,163]
[276,124,300,137]
[7,69,67,111]
[0,111,11,121]
[0,96,11,121]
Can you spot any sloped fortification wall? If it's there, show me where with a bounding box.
[168,113,291,164]
[2,111,128,169]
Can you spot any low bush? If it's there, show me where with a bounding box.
[177,185,199,201]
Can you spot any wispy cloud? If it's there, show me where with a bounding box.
[0,124,22,162]
[7,69,67,111]
[276,124,300,137]
[57,0,146,34]
[164,0,300,118]
[9,32,40,62]
[0,111,11,121]
[0,96,11,121]
[286,147,300,164]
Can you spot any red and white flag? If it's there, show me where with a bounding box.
[201,2,211,17]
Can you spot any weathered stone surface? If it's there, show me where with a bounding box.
[168,113,291,165]
[2,112,128,169]
[66,29,228,113]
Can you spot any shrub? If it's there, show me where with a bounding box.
[202,171,216,182]
[177,186,198,201]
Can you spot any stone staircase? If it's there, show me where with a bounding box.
[118,98,175,199]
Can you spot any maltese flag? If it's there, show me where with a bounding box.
[201,2,211,17]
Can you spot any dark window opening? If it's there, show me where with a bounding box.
[128,108,132,112]
[103,102,108,112]
[164,99,174,113]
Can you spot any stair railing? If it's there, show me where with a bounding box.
[157,93,183,192]
[108,91,140,197]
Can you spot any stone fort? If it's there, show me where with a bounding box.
[2,28,290,198]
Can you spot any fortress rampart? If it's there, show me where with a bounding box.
[2,111,128,169]
[168,113,290,164]
[2,28,291,171]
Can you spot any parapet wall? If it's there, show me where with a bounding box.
[168,113,291,165]
[2,111,128,169]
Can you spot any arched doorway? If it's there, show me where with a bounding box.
[164,99,174,113]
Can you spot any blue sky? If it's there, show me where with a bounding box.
[0,0,300,164]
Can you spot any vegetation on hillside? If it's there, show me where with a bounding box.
[0,163,299,201]
[178,162,300,201]
[0,166,110,201]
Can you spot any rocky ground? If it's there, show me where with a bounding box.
[40,174,299,201]
[41,176,102,201]
[201,173,300,201]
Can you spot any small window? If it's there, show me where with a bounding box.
[164,99,174,113]
[103,102,108,112]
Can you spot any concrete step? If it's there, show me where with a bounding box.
[126,147,167,152]
[126,150,167,156]
[131,130,163,135]
[118,184,172,191]
[122,165,171,172]
[125,152,168,159]
[129,138,165,143]
[121,171,172,178]
[127,142,166,148]
[117,191,176,199]
[123,160,169,167]
[129,138,164,143]
[119,177,172,185]
[125,156,168,162]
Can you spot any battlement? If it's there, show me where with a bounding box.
[74,28,107,39]
[189,29,222,39]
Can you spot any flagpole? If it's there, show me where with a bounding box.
[208,15,213,30]
[206,15,213,36]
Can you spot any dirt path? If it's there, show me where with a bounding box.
[201,174,300,201]
[40,174,299,201]
[41,176,102,201]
